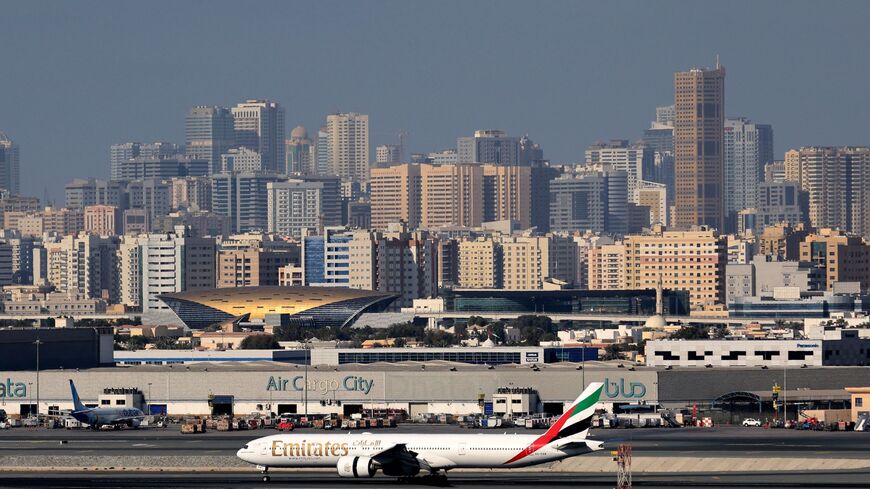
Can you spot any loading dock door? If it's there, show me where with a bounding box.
[542,402,564,416]
[276,404,297,415]
[409,403,428,417]
[343,404,363,416]
[209,395,234,416]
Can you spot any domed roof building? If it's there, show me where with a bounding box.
[158,286,397,329]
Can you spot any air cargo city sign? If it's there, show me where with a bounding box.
[0,378,27,398]
[266,375,377,396]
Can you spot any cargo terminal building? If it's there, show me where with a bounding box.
[1,362,864,421]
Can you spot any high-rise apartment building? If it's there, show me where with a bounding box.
[674,66,726,230]
[112,156,208,181]
[326,113,369,183]
[65,179,124,209]
[46,234,121,303]
[286,126,314,175]
[0,131,20,195]
[369,164,421,229]
[656,105,676,125]
[124,178,171,231]
[266,178,342,238]
[519,135,544,166]
[211,172,281,233]
[84,205,121,236]
[723,118,774,224]
[549,168,629,235]
[217,249,297,288]
[109,142,181,180]
[786,147,870,236]
[170,176,212,211]
[301,227,354,287]
[220,147,263,173]
[482,165,532,229]
[585,140,653,202]
[799,228,870,291]
[231,100,285,173]
[457,130,519,166]
[420,164,483,228]
[587,243,626,290]
[375,144,401,165]
[124,226,216,312]
[623,225,727,311]
[185,106,235,174]
[315,126,330,176]
[754,181,807,235]
[637,183,668,227]
[457,237,500,289]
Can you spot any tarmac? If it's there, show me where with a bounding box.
[1,425,869,487]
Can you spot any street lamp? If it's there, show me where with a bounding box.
[147,382,153,416]
[27,382,33,418]
[33,339,42,418]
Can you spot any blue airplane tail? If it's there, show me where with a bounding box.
[69,380,86,412]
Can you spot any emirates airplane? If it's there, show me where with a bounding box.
[237,382,604,482]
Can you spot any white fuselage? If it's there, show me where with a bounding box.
[237,432,597,470]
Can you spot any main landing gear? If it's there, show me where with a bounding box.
[257,465,270,483]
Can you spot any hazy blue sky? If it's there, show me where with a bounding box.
[2,0,869,201]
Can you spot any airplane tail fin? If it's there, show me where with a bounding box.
[545,382,603,442]
[69,380,86,412]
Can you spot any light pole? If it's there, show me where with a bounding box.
[27,382,33,418]
[303,341,310,420]
[783,365,788,422]
[147,382,152,416]
[33,339,42,418]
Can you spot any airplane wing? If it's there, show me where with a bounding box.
[370,443,425,476]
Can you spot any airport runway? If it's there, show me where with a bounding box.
[1,425,869,458]
[3,471,870,488]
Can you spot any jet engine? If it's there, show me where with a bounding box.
[336,456,377,478]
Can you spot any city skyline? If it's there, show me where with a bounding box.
[2,1,870,201]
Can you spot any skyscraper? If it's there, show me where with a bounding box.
[231,100,285,173]
[585,140,653,203]
[786,146,870,235]
[211,171,281,232]
[457,130,520,166]
[185,106,235,174]
[0,132,20,195]
[674,65,726,230]
[375,144,401,165]
[110,142,181,180]
[315,126,330,176]
[326,113,369,183]
[285,126,314,175]
[723,118,774,226]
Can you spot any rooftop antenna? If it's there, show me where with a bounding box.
[716,54,720,69]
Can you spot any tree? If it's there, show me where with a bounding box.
[713,327,731,339]
[239,334,280,350]
[423,330,456,347]
[603,343,622,360]
[669,326,709,340]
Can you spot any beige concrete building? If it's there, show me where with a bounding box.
[326,112,369,183]
[758,223,809,261]
[216,249,297,288]
[482,165,531,230]
[277,263,304,286]
[674,66,726,231]
[171,176,212,211]
[638,184,668,226]
[420,163,483,228]
[500,236,546,290]
[624,225,727,311]
[799,228,870,291]
[369,164,421,230]
[458,237,499,289]
[84,205,121,236]
[348,230,377,290]
[587,243,626,290]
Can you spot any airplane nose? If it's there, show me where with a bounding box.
[236,448,251,461]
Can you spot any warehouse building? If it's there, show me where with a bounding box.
[0,362,863,420]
